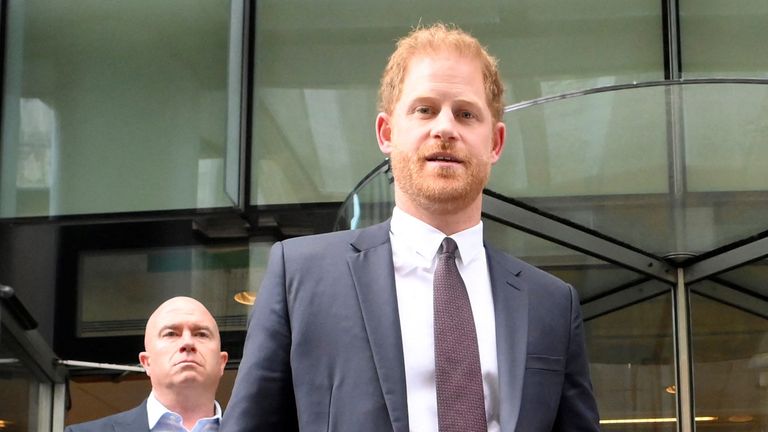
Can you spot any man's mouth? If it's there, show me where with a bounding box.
[426,153,463,164]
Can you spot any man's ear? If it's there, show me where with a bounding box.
[490,121,506,163]
[139,352,151,376]
[376,112,393,155]
[219,351,229,376]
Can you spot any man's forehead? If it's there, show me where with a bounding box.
[404,54,482,82]
[148,301,217,330]
[157,319,213,329]
[156,308,212,323]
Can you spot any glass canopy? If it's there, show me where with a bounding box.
[491,79,768,258]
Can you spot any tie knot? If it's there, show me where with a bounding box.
[440,237,458,257]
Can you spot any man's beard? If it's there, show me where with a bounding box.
[389,142,491,214]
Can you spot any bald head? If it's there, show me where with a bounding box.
[144,296,221,350]
[139,296,228,411]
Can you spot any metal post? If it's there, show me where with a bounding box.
[673,267,695,432]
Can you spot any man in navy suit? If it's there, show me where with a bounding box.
[222,23,599,431]
[66,296,229,431]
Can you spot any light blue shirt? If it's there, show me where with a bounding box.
[146,391,222,432]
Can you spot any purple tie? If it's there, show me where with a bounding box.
[433,237,487,432]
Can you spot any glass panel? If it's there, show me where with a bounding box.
[712,260,768,300]
[684,84,768,192]
[586,292,677,430]
[680,0,768,78]
[77,241,271,337]
[1,1,240,218]
[490,85,672,255]
[493,86,670,198]
[492,82,768,256]
[251,0,663,205]
[0,326,39,432]
[689,291,768,430]
[334,163,394,231]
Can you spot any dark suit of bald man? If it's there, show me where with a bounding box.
[65,400,149,432]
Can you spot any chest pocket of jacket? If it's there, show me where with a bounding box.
[526,354,565,372]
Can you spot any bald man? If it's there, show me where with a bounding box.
[66,296,229,432]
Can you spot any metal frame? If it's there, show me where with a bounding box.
[1,286,67,432]
[482,193,675,283]
[684,236,768,284]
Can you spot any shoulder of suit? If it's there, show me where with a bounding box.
[65,402,147,431]
[281,221,389,253]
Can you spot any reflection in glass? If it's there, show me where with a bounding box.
[1,1,239,218]
[690,291,768,431]
[77,242,272,337]
[15,99,57,206]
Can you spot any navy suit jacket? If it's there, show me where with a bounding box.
[221,221,599,431]
[65,400,149,432]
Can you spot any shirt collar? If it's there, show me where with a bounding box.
[146,391,222,429]
[390,206,484,265]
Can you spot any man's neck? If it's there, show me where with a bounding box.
[154,389,216,430]
[394,193,483,236]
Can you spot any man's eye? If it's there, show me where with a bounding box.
[459,111,474,119]
[196,331,211,338]
[415,106,432,115]
[162,331,177,337]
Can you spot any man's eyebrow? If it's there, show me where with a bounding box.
[452,97,484,107]
[157,324,214,333]
[407,95,484,106]
[157,324,180,334]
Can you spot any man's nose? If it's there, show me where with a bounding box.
[431,110,458,142]
[179,331,197,352]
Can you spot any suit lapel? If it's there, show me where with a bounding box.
[487,246,528,432]
[348,222,409,432]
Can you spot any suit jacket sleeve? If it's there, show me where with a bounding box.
[220,242,298,432]
[553,285,600,431]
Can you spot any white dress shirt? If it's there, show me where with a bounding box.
[146,391,222,432]
[390,207,499,432]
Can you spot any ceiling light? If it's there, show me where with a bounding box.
[233,291,256,305]
[728,415,754,423]
[600,416,717,424]
[665,385,676,394]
